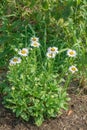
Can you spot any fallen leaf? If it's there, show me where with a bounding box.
[67,110,73,116]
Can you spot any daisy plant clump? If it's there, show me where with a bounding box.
[67,49,78,74]
[46,47,58,58]
[4,37,70,126]
[46,47,59,73]
[30,36,40,48]
[64,49,78,89]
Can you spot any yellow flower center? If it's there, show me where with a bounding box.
[69,51,74,55]
[33,42,38,46]
[21,50,27,54]
[13,58,18,62]
[51,48,55,51]
[71,67,76,71]
[32,37,37,41]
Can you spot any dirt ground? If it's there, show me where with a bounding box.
[0,70,87,130]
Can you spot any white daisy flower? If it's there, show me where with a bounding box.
[30,36,39,42]
[48,47,58,54]
[46,52,56,58]
[9,57,21,65]
[18,48,29,56]
[69,65,78,73]
[30,41,40,48]
[67,49,76,57]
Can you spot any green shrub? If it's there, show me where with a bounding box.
[3,36,72,126]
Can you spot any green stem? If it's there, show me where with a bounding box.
[64,74,72,90]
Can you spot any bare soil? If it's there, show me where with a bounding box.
[0,70,87,130]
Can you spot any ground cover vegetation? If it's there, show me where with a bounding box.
[0,0,87,126]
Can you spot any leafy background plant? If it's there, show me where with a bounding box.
[0,0,87,72]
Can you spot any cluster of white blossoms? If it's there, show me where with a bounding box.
[30,36,40,48]
[67,49,78,73]
[9,36,40,65]
[9,48,29,65]
[9,36,78,74]
[46,47,58,58]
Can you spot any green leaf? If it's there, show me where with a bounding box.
[16,108,22,117]
[21,113,29,121]
[35,116,44,126]
[77,0,81,5]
